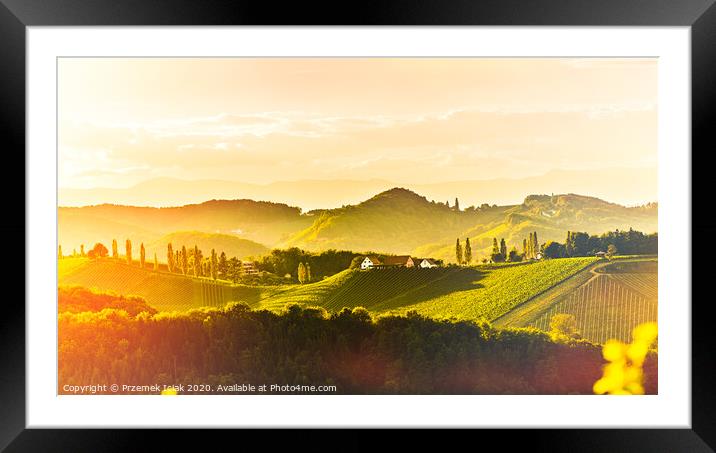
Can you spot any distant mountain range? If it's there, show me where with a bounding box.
[59,187,657,263]
[59,167,657,211]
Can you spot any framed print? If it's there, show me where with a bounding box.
[3,0,715,450]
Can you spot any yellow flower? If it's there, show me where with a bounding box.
[593,322,657,395]
[632,322,658,344]
[626,342,649,366]
[602,340,626,362]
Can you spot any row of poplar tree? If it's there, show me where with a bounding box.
[453,232,541,264]
[165,242,254,282]
[492,232,540,263]
[60,239,252,282]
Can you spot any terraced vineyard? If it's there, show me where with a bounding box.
[260,258,596,321]
[58,257,91,279]
[59,256,605,326]
[257,269,357,311]
[500,258,658,344]
[318,267,454,311]
[58,258,282,312]
[381,258,597,320]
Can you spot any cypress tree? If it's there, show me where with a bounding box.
[80,244,85,257]
[454,198,460,212]
[211,249,217,280]
[455,238,463,265]
[167,243,174,273]
[58,245,63,259]
[112,239,118,259]
[492,238,500,256]
[523,238,528,257]
[533,232,539,257]
[140,243,146,269]
[500,238,507,259]
[464,238,472,264]
[154,253,158,271]
[181,246,188,275]
[298,262,306,284]
[527,233,533,259]
[193,245,200,277]
[218,251,227,279]
[125,240,132,265]
[565,231,573,257]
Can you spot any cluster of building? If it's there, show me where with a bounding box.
[359,255,439,270]
[242,261,259,275]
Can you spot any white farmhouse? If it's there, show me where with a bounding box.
[360,255,382,270]
[416,258,439,268]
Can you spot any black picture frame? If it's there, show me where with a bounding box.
[2,0,713,450]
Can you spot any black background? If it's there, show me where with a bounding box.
[1,0,714,451]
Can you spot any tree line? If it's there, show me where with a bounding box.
[60,239,363,285]
[542,229,658,259]
[256,248,359,282]
[448,228,657,264]
[57,287,658,395]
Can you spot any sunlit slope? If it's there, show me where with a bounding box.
[377,258,597,320]
[286,188,512,254]
[259,258,596,321]
[257,269,358,311]
[58,258,281,312]
[58,257,91,279]
[497,259,658,344]
[259,267,457,312]
[59,256,607,325]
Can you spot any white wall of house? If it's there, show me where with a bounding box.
[361,257,374,270]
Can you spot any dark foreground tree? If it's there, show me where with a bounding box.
[57,289,658,395]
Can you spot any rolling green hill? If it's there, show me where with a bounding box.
[59,188,657,265]
[286,188,656,261]
[258,257,597,321]
[58,258,283,312]
[59,256,597,323]
[287,188,512,254]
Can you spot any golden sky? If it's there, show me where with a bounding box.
[58,58,657,199]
